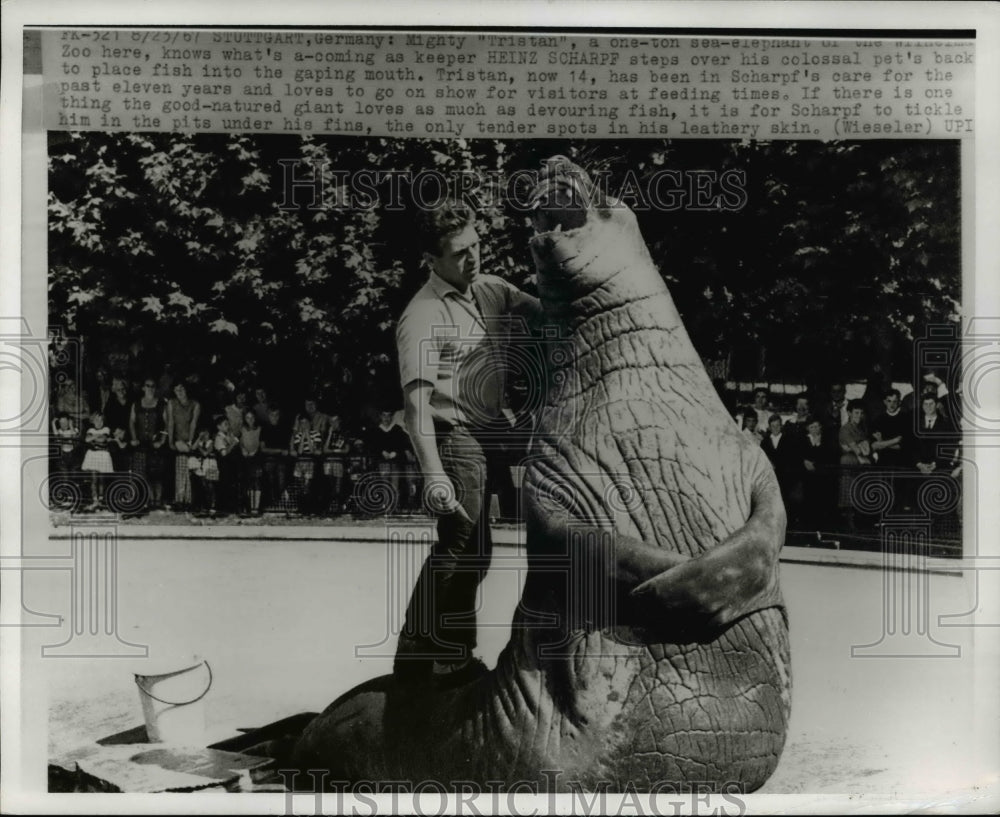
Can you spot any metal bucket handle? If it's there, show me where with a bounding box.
[135,660,213,706]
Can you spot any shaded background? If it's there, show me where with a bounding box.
[47,134,960,421]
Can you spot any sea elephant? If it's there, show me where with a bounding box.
[288,156,790,793]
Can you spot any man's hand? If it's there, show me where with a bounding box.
[424,472,473,522]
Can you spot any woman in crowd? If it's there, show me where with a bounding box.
[129,377,168,511]
[839,399,872,466]
[89,366,112,423]
[252,387,271,425]
[54,379,90,427]
[369,409,408,515]
[166,381,200,511]
[102,377,132,445]
[223,389,247,439]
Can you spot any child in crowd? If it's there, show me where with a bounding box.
[322,415,350,514]
[80,411,113,511]
[51,412,80,510]
[52,412,79,470]
[188,429,219,516]
[345,437,370,515]
[239,408,263,516]
[290,415,322,515]
[109,427,131,472]
[213,415,239,515]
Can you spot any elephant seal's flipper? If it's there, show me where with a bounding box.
[629,458,786,636]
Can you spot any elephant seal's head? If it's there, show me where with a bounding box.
[528,156,658,314]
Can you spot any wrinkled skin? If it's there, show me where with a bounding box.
[288,157,790,793]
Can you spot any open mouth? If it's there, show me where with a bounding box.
[529,157,591,235]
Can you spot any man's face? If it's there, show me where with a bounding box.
[769,418,783,435]
[884,393,900,413]
[427,222,480,293]
[754,391,767,408]
[922,397,938,416]
[807,420,822,437]
[267,409,280,425]
[304,400,317,417]
[849,407,863,424]
[795,398,809,417]
[831,385,845,403]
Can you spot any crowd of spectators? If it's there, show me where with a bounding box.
[49,359,962,540]
[48,365,442,519]
[733,374,962,539]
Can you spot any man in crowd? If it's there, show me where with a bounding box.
[259,404,290,511]
[800,416,837,533]
[824,382,849,433]
[870,387,912,512]
[783,393,811,442]
[751,387,773,435]
[394,199,542,684]
[913,394,959,476]
[761,413,802,525]
[871,388,911,470]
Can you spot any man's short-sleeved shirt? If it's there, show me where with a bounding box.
[397,272,539,428]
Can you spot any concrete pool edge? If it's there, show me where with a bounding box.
[47,524,964,575]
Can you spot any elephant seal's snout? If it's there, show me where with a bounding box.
[529,155,592,235]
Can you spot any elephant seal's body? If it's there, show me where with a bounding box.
[289,158,790,792]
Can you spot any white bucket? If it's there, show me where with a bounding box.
[135,657,212,744]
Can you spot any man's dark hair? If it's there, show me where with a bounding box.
[415,199,475,257]
[884,387,902,399]
[847,398,865,412]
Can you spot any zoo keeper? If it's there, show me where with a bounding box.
[394,198,542,683]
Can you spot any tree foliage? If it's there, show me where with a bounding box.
[48,132,960,411]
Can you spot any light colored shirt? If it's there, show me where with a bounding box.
[396,272,540,428]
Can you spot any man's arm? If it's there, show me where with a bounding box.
[402,380,470,521]
[501,279,545,331]
[870,421,903,452]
